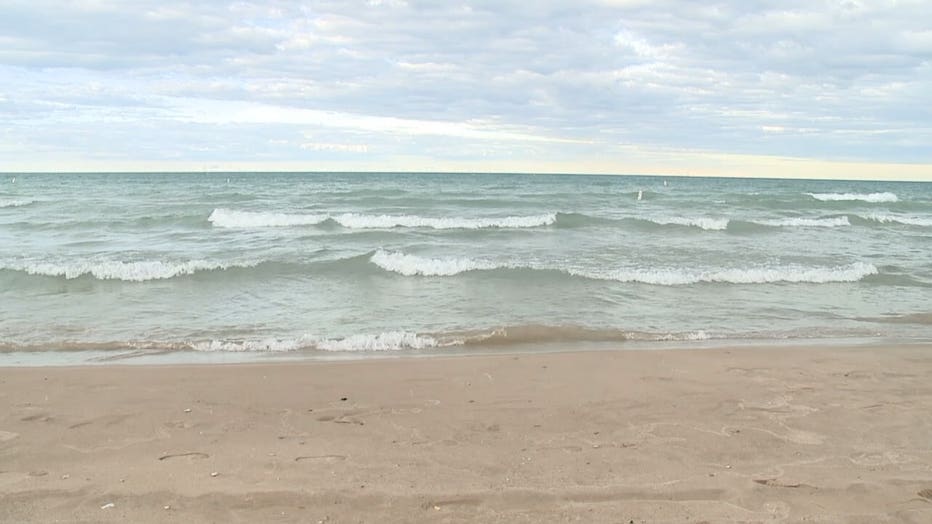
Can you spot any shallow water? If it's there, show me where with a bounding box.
[1,172,930,363]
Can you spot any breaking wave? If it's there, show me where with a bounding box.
[753,216,851,228]
[370,249,501,276]
[369,250,878,285]
[859,213,932,227]
[191,331,447,352]
[637,216,729,231]
[0,199,36,208]
[0,326,722,354]
[576,262,878,285]
[807,192,898,203]
[1,259,257,282]
[208,208,557,230]
[332,212,557,229]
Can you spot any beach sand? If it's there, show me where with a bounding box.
[2,345,931,523]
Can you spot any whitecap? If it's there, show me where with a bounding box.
[0,199,36,208]
[3,259,255,281]
[370,249,502,276]
[754,217,850,227]
[644,216,729,230]
[580,262,878,285]
[369,250,878,285]
[333,212,556,229]
[807,192,898,203]
[860,213,932,226]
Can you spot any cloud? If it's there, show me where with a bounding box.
[1,0,930,178]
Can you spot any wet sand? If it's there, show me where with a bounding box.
[2,345,932,523]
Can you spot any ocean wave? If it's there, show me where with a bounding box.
[209,208,557,229]
[0,332,451,353]
[635,215,851,230]
[0,321,902,354]
[333,212,557,229]
[0,327,718,354]
[753,216,850,228]
[370,249,501,276]
[0,199,36,208]
[579,262,877,285]
[807,192,898,203]
[189,331,449,352]
[453,324,712,345]
[640,216,729,230]
[369,250,878,285]
[859,213,932,227]
[208,208,328,228]
[1,259,257,282]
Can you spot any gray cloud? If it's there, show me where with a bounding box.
[1,0,930,170]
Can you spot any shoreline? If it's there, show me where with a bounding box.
[2,335,928,368]
[2,344,931,522]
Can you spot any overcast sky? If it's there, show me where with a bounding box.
[1,0,931,179]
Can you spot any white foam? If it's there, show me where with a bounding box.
[4,259,253,281]
[333,213,556,229]
[659,330,711,341]
[581,262,878,285]
[209,209,557,229]
[316,331,444,351]
[0,199,35,208]
[861,213,932,226]
[755,216,850,228]
[192,336,314,352]
[807,192,898,203]
[647,216,729,230]
[370,250,878,285]
[208,208,328,228]
[191,331,447,352]
[370,249,502,276]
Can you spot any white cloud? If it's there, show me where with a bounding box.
[301,142,368,153]
[0,0,930,177]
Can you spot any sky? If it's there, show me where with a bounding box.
[1,0,931,180]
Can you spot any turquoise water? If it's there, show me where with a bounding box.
[1,172,930,363]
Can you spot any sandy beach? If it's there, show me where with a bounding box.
[2,345,931,523]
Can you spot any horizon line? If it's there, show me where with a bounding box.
[2,169,930,184]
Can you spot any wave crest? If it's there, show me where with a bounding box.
[860,213,932,226]
[209,208,557,229]
[807,192,898,203]
[370,249,500,276]
[754,217,850,228]
[2,259,255,281]
[0,199,36,208]
[581,262,878,285]
[642,216,729,230]
[333,212,556,229]
[369,250,878,285]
